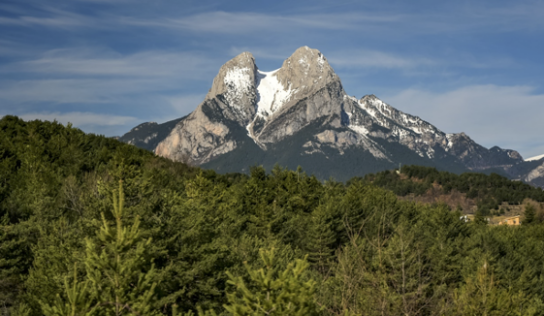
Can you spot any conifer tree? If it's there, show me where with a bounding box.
[223,248,319,316]
[306,204,336,273]
[39,181,158,316]
[85,180,158,315]
[523,204,536,225]
[453,260,511,316]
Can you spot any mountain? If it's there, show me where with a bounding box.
[120,46,541,184]
[118,117,184,152]
[526,154,544,162]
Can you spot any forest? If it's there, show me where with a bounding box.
[2,115,544,316]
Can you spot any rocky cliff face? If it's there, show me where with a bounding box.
[118,118,184,152]
[122,46,538,183]
[156,46,347,162]
[155,100,237,164]
[247,47,344,146]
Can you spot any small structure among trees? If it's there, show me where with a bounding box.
[499,215,521,226]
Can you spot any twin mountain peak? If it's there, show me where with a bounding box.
[120,46,543,184]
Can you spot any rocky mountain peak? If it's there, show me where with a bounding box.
[244,46,345,145]
[130,46,543,186]
[273,46,340,100]
[129,121,158,133]
[205,52,258,120]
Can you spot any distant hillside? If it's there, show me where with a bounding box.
[360,165,544,217]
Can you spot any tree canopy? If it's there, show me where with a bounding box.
[2,115,544,316]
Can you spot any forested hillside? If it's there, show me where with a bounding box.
[361,166,544,221]
[2,115,544,316]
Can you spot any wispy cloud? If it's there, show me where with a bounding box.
[17,111,138,127]
[3,1,544,36]
[115,3,544,38]
[328,50,436,70]
[0,5,95,28]
[0,47,222,113]
[0,78,165,104]
[383,84,544,158]
[0,46,218,134]
[121,11,402,34]
[326,49,518,75]
[1,47,218,79]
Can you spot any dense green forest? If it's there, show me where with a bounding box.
[2,115,544,316]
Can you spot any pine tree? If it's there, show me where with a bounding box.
[39,181,158,316]
[40,264,93,316]
[223,248,319,316]
[306,204,336,273]
[523,204,536,225]
[453,260,512,316]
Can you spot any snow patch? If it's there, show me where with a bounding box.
[344,95,358,103]
[224,67,253,110]
[245,69,297,142]
[348,124,370,136]
[446,134,455,147]
[317,53,326,72]
[255,69,294,117]
[526,154,544,162]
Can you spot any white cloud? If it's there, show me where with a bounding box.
[0,48,221,111]
[17,111,138,127]
[121,11,402,34]
[2,48,217,79]
[0,6,95,28]
[328,50,436,70]
[0,78,162,104]
[114,3,544,38]
[383,85,544,158]
[3,2,544,37]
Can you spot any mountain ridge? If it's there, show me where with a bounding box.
[120,46,543,185]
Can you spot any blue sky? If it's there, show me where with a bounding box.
[1,0,544,158]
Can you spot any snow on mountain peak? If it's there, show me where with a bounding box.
[223,66,254,110]
[255,69,294,118]
[317,52,326,68]
[526,154,544,162]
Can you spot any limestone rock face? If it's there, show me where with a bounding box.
[154,99,236,165]
[205,52,258,124]
[526,162,544,182]
[341,94,448,160]
[118,119,184,152]
[156,46,348,163]
[303,129,388,159]
[248,46,345,146]
[273,46,341,111]
[155,52,258,164]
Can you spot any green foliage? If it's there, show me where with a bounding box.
[390,165,544,205]
[38,181,158,316]
[4,116,544,316]
[357,169,432,196]
[39,264,93,316]
[524,204,537,225]
[223,248,319,316]
[450,259,541,316]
